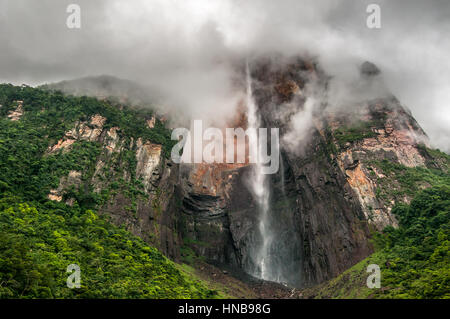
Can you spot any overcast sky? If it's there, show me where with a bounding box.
[0,0,449,151]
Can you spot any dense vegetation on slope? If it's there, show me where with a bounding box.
[302,184,450,299]
[0,198,217,298]
[370,151,450,204]
[0,84,215,298]
[373,185,450,298]
[333,120,378,148]
[0,84,167,211]
[0,83,174,157]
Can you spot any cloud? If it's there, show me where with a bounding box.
[282,96,316,154]
[0,0,448,150]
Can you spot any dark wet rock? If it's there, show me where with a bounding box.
[361,61,381,77]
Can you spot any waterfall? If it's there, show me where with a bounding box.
[244,61,302,287]
[245,61,275,282]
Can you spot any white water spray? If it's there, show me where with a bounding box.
[245,61,274,282]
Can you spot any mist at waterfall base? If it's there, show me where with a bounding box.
[243,62,302,287]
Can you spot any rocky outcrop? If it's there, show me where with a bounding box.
[146,116,156,129]
[47,115,107,153]
[360,61,381,77]
[46,113,181,260]
[47,170,82,204]
[328,98,430,230]
[135,138,162,191]
[7,100,24,121]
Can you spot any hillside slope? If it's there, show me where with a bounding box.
[0,84,219,298]
[300,184,450,299]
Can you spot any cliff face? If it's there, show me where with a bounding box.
[330,99,431,230]
[46,113,182,261]
[42,56,436,289]
[248,57,373,286]
[171,57,434,287]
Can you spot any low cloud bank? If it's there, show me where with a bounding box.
[0,0,448,150]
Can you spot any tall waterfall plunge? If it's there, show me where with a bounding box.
[244,61,302,287]
[245,61,272,281]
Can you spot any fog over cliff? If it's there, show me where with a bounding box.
[0,0,449,151]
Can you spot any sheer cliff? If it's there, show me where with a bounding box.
[171,57,440,288]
